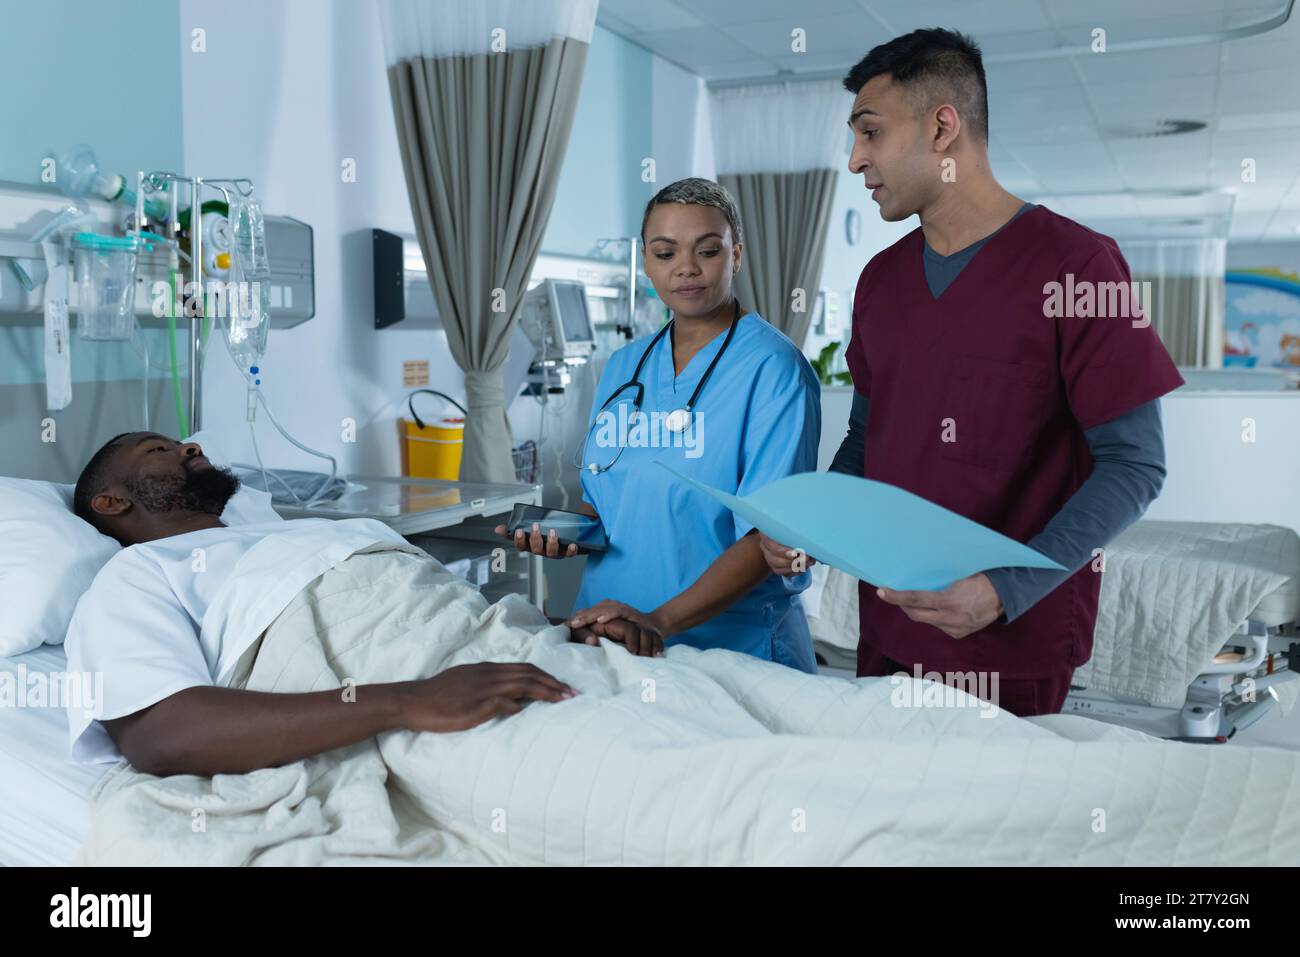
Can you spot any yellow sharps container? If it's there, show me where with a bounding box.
[400,390,467,480]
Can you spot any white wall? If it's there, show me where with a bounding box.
[1227,241,1300,274]
[807,144,913,378]
[650,57,709,188]
[1147,392,1300,535]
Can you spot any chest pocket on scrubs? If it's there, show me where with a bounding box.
[940,355,1054,472]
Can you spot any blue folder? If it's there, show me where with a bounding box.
[658,465,1064,591]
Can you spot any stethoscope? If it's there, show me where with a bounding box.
[574,298,742,475]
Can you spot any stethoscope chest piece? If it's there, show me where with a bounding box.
[663,408,692,433]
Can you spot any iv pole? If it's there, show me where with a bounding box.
[135,171,254,435]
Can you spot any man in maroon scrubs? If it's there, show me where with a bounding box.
[762,29,1184,716]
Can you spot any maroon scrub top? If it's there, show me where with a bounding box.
[844,205,1184,679]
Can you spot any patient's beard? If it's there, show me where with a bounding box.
[125,466,241,516]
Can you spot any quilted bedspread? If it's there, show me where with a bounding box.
[82,546,1300,865]
[1075,521,1300,706]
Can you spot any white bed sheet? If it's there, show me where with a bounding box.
[0,645,108,866]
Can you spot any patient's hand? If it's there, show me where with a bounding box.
[568,601,665,657]
[391,662,577,733]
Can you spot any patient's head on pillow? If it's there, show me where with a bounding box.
[74,432,241,546]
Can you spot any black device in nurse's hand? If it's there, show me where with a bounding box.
[506,504,608,554]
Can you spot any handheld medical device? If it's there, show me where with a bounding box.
[506,503,608,553]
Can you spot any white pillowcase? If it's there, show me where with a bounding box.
[0,430,282,655]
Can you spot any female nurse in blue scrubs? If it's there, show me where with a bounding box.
[497,178,821,672]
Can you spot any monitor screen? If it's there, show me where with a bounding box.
[551,281,594,345]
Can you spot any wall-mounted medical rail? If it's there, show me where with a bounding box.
[0,178,315,433]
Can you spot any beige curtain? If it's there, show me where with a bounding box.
[1119,237,1227,368]
[386,38,588,482]
[710,81,848,350]
[1131,273,1226,367]
[719,169,838,349]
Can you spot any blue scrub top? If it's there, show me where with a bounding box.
[576,311,821,672]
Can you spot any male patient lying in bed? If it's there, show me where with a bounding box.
[64,432,650,778]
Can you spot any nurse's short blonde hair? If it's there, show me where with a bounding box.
[640,178,744,247]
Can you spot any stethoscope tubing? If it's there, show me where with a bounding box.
[575,299,743,474]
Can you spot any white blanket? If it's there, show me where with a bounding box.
[82,546,1300,866]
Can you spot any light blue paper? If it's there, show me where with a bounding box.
[657,464,1064,591]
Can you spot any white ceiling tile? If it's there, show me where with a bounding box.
[1218,67,1300,112]
[1043,0,1229,27]
[1088,11,1250,44]
[599,0,1300,239]
[1221,36,1300,72]
[1109,137,1211,162]
[1229,210,1281,238]
[595,0,704,34]
[1086,73,1218,109]
[985,58,1079,91]
[1225,0,1296,29]
[1069,45,1219,83]
[692,0,863,26]
[1217,111,1300,132]
[1233,188,1294,212]
[1215,127,1300,152]
[883,0,1055,37]
[762,51,868,75]
[1011,140,1117,166]
[976,29,1070,58]
[861,0,1052,37]
[720,12,886,59]
[995,119,1098,144]
[691,58,780,80]
[633,27,758,64]
[991,82,1092,120]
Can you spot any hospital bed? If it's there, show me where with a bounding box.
[4,517,1295,866]
[1063,521,1300,742]
[0,645,109,866]
[806,520,1300,744]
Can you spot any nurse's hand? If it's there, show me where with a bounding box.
[875,573,1004,640]
[759,533,817,576]
[494,522,580,558]
[567,601,665,657]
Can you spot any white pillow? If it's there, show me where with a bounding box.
[0,430,283,655]
[0,479,120,657]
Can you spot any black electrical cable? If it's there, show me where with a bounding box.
[408,389,468,429]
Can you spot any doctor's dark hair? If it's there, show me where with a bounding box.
[73,432,133,528]
[640,178,744,246]
[842,28,989,140]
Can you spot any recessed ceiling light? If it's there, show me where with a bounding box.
[1104,119,1208,139]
